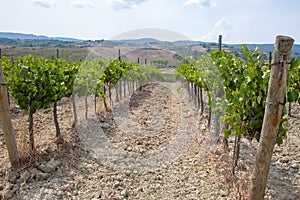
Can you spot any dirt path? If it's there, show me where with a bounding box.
[0,81,299,199]
[77,82,209,174]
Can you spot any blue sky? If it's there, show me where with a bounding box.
[1,0,299,43]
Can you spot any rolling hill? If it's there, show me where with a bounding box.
[0,32,81,42]
[0,32,299,63]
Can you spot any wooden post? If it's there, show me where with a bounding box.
[72,93,78,125]
[119,79,122,100]
[214,35,222,138]
[218,35,222,51]
[53,48,61,137]
[200,87,204,115]
[115,84,119,102]
[56,49,59,59]
[0,63,19,169]
[249,35,294,200]
[123,79,126,97]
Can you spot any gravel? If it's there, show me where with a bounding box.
[0,80,299,199]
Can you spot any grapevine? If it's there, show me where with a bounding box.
[176,46,292,145]
[2,55,79,150]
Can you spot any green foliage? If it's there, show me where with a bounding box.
[138,65,165,82]
[3,55,50,114]
[73,58,163,100]
[287,58,300,103]
[152,60,168,66]
[176,46,299,145]
[177,55,224,113]
[2,54,80,149]
[74,58,106,98]
[216,46,269,140]
[104,59,133,86]
[123,63,164,83]
[2,55,79,114]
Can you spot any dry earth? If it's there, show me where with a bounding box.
[0,81,299,199]
[85,47,181,67]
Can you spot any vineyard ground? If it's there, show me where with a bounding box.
[0,81,299,199]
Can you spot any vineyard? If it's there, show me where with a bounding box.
[0,36,299,199]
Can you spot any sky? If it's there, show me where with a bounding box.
[1,0,300,43]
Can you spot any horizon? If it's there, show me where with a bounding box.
[1,30,298,45]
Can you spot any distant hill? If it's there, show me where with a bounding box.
[0,32,299,61]
[110,28,190,42]
[0,32,81,42]
[109,39,300,55]
[227,43,300,54]
[115,38,161,44]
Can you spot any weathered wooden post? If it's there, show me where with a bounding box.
[118,49,121,61]
[72,92,78,126]
[249,35,294,199]
[0,63,19,169]
[53,48,60,137]
[56,49,59,59]
[214,35,222,138]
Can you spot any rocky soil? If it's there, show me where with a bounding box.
[0,81,299,199]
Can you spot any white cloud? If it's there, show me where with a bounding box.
[107,0,147,10]
[200,18,232,42]
[33,0,56,8]
[183,0,216,7]
[73,1,95,8]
